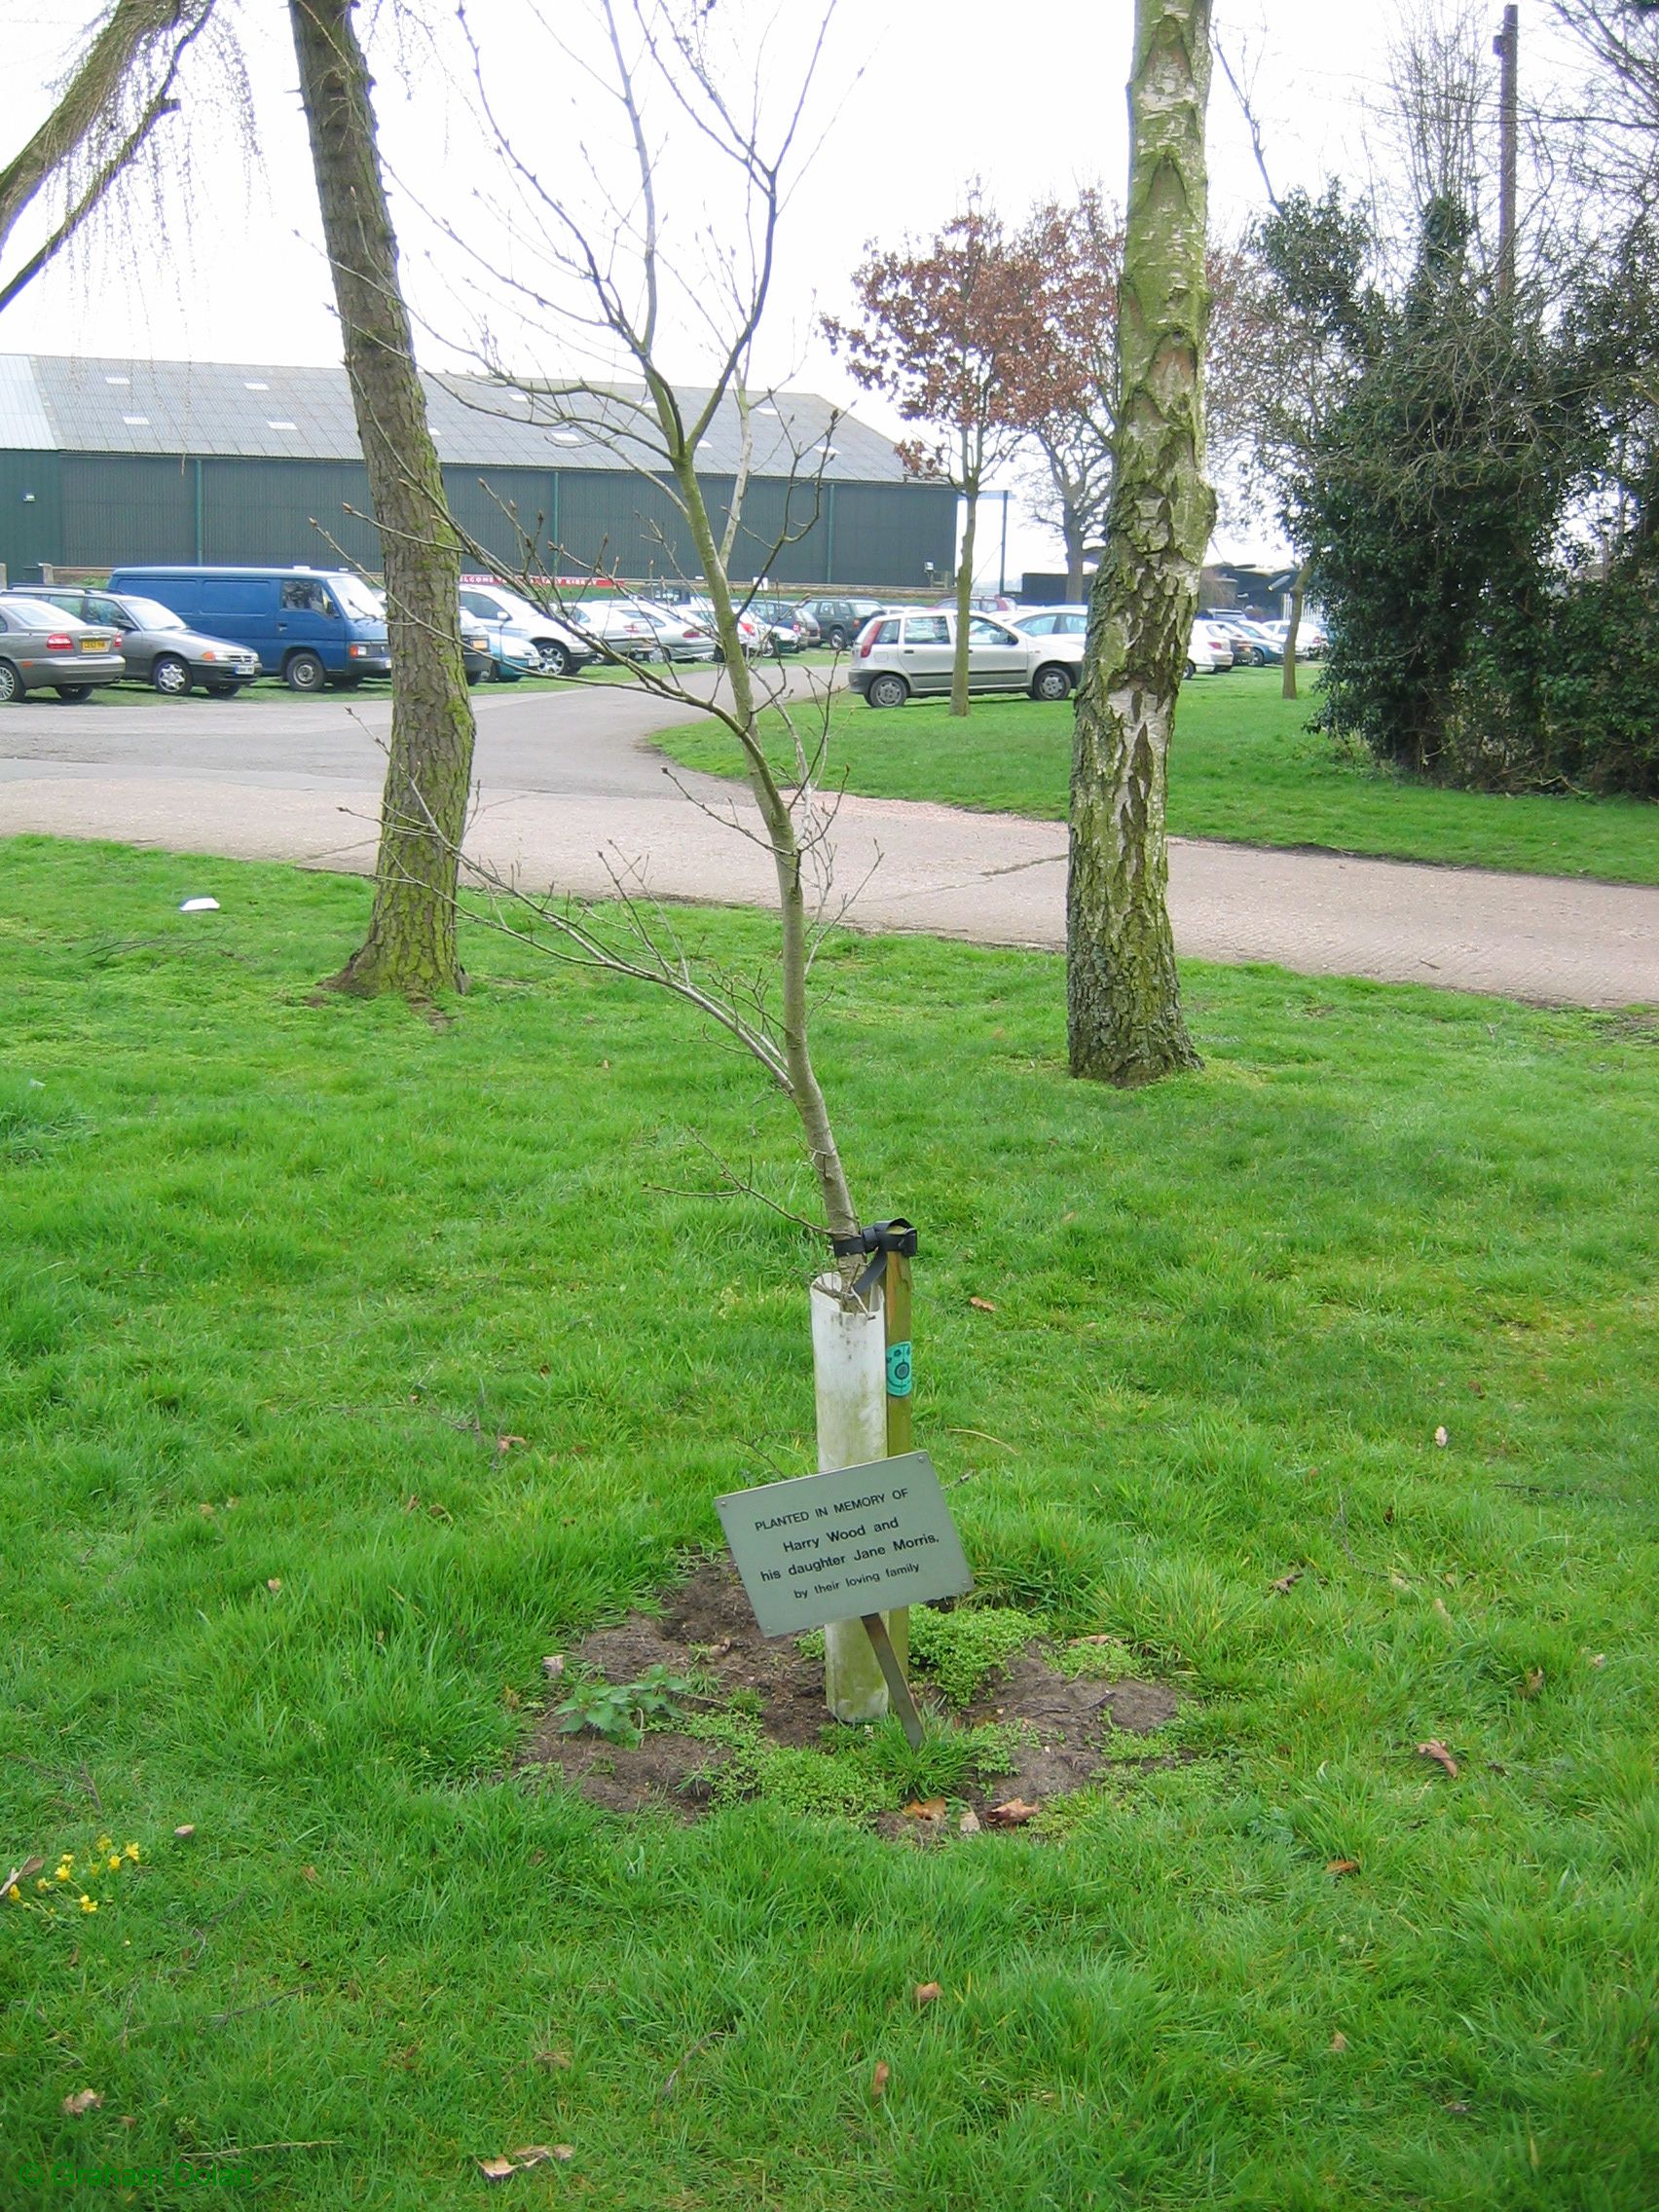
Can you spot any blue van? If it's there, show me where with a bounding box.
[105,567,392,692]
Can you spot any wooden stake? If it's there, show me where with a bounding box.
[883,1243,913,1672]
[861,1612,924,1750]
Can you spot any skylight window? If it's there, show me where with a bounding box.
[551,430,583,446]
[105,375,129,387]
[267,419,297,430]
[122,414,149,426]
[244,380,270,390]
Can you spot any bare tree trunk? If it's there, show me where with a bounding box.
[1066,0,1213,1088]
[1282,560,1306,701]
[289,0,475,1000]
[1063,503,1088,601]
[670,449,861,1245]
[951,485,978,719]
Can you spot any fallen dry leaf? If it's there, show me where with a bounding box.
[62,2089,103,2117]
[1434,1425,1449,1448]
[508,2146,571,2169]
[957,1808,980,1836]
[1417,1739,1460,1780]
[1390,1572,1411,1591]
[1521,1668,1545,1699]
[497,1434,527,1454]
[1329,2031,1348,2053]
[914,1981,942,2007]
[534,2047,572,2070]
[901,1797,947,1825]
[300,1863,318,1882]
[1433,1597,1452,1622]
[968,1296,997,1313]
[1270,1567,1305,1596]
[870,2060,891,2102]
[986,1797,1040,1827]
[3,1856,45,1895]
[266,1577,281,1594]
[173,1825,196,1841]
[1325,1859,1361,1879]
[1589,1652,1607,1668]
[541,1654,566,1679]
[477,2157,517,2183]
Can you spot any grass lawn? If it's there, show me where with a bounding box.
[652,667,1659,887]
[2,835,1656,2209]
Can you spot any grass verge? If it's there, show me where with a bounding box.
[1,835,1655,2209]
[651,667,1659,886]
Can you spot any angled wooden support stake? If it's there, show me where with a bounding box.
[861,1611,924,1750]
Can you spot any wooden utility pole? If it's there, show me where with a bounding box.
[1494,3,1519,303]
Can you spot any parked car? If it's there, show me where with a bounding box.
[1193,618,1237,671]
[625,601,719,662]
[680,596,767,659]
[107,566,391,690]
[565,599,662,661]
[460,618,513,683]
[1187,623,1223,676]
[931,593,1018,616]
[745,597,813,651]
[12,585,260,696]
[0,597,125,702]
[1201,613,1282,667]
[849,608,1083,707]
[1262,615,1327,659]
[1011,605,1089,639]
[458,582,595,677]
[793,596,889,651]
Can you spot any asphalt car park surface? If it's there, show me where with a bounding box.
[3,671,1656,1011]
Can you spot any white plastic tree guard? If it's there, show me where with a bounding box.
[809,1271,905,1723]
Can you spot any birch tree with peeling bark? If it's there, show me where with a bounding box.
[2,0,221,315]
[1066,0,1213,1088]
[289,0,476,1001]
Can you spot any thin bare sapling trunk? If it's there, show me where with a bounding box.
[1282,559,1307,701]
[1066,0,1213,1087]
[952,466,978,719]
[290,0,475,1000]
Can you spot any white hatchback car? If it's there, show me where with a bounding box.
[849,608,1082,707]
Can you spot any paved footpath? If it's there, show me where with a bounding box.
[2,672,1654,1009]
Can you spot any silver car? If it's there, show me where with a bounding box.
[0,597,125,702]
[848,608,1082,707]
[18,586,260,695]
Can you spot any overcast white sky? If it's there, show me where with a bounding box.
[5,0,1592,579]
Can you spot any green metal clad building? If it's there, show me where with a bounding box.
[0,354,955,590]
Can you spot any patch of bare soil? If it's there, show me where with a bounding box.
[519,1562,1181,1827]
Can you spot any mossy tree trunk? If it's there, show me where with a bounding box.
[1066,0,1214,1088]
[289,0,475,1000]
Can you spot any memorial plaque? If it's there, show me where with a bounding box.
[717,1450,973,1638]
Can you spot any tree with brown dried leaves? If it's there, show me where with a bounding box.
[826,195,1042,715]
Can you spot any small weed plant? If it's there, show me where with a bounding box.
[552,1665,693,1748]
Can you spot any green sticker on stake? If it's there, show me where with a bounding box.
[886,1341,913,1396]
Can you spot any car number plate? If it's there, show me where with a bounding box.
[79,637,105,652]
